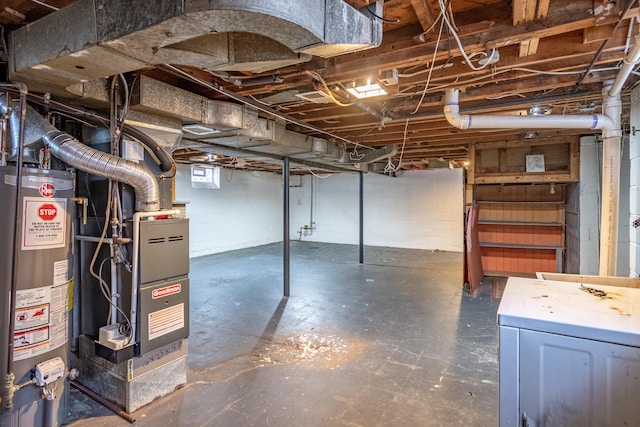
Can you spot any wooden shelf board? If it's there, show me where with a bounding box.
[477,200,564,205]
[478,220,564,226]
[480,242,563,250]
[484,270,538,278]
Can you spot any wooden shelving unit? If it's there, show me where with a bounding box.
[467,137,579,185]
[475,186,566,277]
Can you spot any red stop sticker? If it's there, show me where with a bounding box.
[38,204,57,221]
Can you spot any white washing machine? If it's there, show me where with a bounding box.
[498,277,640,427]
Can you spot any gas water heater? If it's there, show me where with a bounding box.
[0,165,75,427]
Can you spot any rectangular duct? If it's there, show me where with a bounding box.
[9,0,381,97]
[131,76,206,123]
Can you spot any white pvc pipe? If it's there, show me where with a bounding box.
[609,34,640,97]
[600,81,623,276]
[598,34,639,273]
[444,84,623,276]
[110,245,117,325]
[130,210,180,345]
[444,89,614,131]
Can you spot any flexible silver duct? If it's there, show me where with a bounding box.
[3,99,160,212]
[43,131,159,212]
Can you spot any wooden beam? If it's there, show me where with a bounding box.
[489,2,632,49]
[326,1,638,80]
[474,172,573,184]
[537,0,551,19]
[519,38,540,57]
[513,0,551,25]
[0,6,24,22]
[569,140,580,182]
[410,0,436,32]
[475,136,579,150]
[513,0,537,26]
[594,0,620,25]
[343,0,371,8]
[583,24,614,43]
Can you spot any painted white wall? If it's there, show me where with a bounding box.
[291,168,465,252]
[579,135,630,276]
[174,164,283,257]
[176,165,465,257]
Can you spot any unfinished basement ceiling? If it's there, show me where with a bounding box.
[2,0,638,174]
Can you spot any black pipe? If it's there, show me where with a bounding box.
[6,84,27,387]
[122,123,176,176]
[310,175,314,231]
[359,171,364,264]
[70,381,136,424]
[283,157,290,297]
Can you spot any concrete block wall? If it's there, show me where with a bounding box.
[579,136,601,275]
[564,182,580,274]
[174,164,283,257]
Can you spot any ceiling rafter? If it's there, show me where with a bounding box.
[3,0,638,173]
[409,0,437,32]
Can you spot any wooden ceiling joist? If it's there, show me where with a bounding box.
[409,0,437,32]
[512,0,551,26]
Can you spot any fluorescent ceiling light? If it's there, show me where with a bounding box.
[182,124,221,136]
[346,80,387,99]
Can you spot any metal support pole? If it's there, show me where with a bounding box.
[359,171,364,264]
[283,157,290,297]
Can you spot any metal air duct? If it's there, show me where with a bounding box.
[8,0,382,97]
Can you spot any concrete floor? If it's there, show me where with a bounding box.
[66,242,500,426]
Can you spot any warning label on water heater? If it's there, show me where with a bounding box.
[22,196,67,250]
[13,283,68,361]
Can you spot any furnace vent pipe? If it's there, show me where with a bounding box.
[1,100,160,211]
[122,123,176,177]
[608,33,640,97]
[43,130,160,211]
[443,89,615,132]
